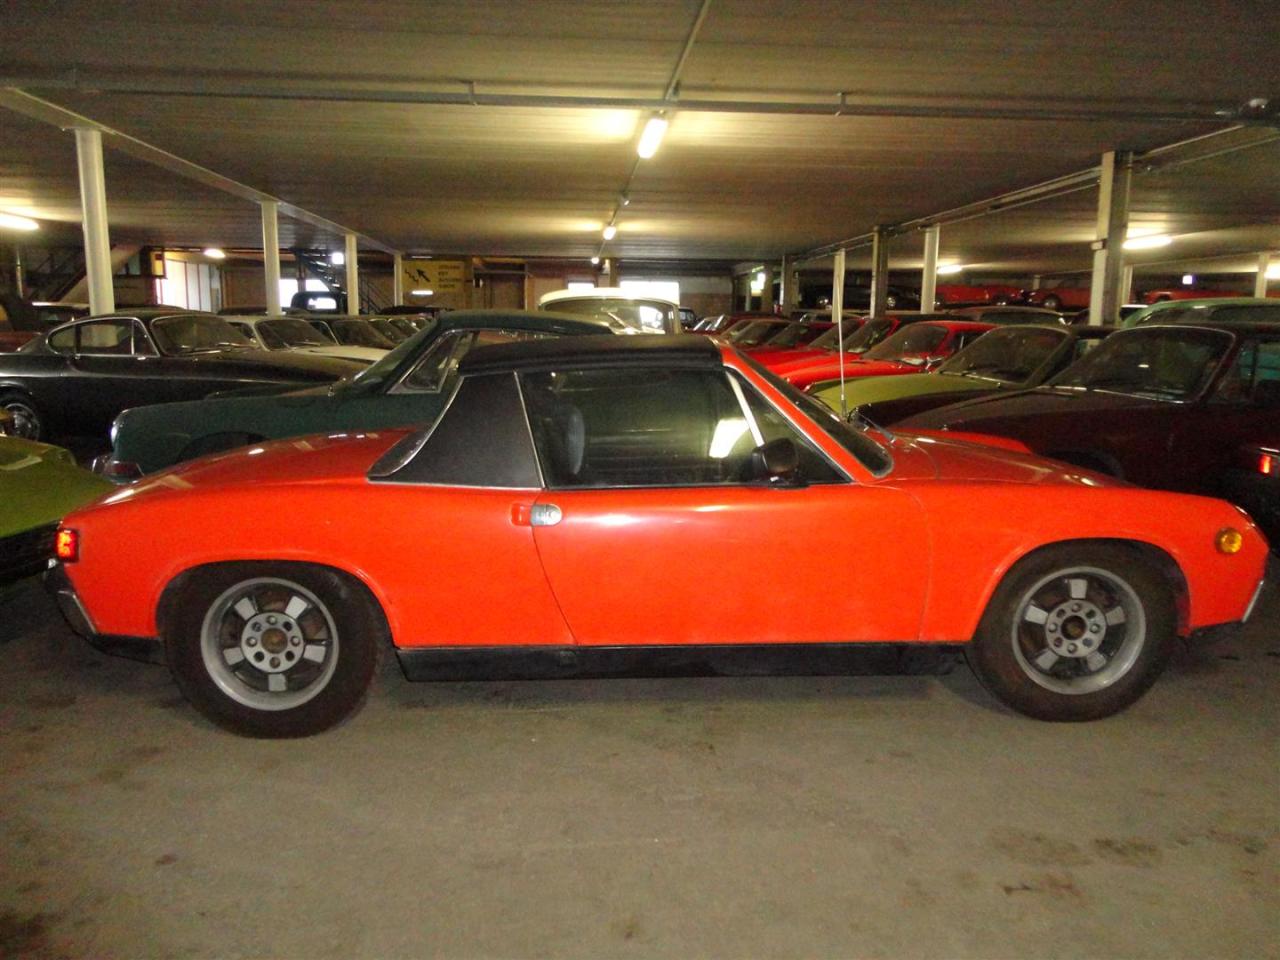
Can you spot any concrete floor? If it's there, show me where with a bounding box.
[1,576,1276,960]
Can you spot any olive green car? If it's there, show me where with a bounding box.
[809,324,1112,424]
[1,423,113,584]
[102,309,616,477]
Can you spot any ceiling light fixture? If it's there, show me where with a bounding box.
[636,115,669,159]
[1181,274,1195,285]
[936,263,964,275]
[202,247,226,259]
[620,193,631,206]
[602,224,617,241]
[330,251,345,266]
[1122,234,1172,250]
[411,288,434,296]
[590,256,600,265]
[0,212,40,232]
[1266,263,1280,280]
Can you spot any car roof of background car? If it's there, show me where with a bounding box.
[429,308,616,334]
[1138,320,1280,336]
[915,320,999,332]
[460,333,721,375]
[1127,297,1280,324]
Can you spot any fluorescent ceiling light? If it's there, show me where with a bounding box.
[636,115,668,159]
[1267,263,1280,279]
[0,212,40,231]
[410,288,433,296]
[1122,234,1172,250]
[936,263,964,275]
[202,247,226,259]
[1181,274,1195,285]
[330,251,345,265]
[602,225,617,240]
[590,256,600,265]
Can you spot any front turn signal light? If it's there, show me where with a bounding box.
[1215,527,1244,555]
[55,528,79,562]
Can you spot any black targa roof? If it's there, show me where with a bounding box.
[458,334,723,375]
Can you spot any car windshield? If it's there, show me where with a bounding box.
[736,351,892,476]
[759,322,824,348]
[545,297,675,334]
[331,319,397,349]
[1050,326,1231,401]
[258,318,336,348]
[808,318,870,351]
[366,318,412,343]
[726,321,785,346]
[345,321,440,392]
[863,323,948,361]
[940,327,1066,383]
[151,314,256,354]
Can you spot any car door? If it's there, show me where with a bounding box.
[521,362,930,647]
[61,318,171,434]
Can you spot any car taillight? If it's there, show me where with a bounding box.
[55,528,79,562]
[1260,453,1276,476]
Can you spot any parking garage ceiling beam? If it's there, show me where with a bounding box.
[1,71,1272,126]
[0,88,400,256]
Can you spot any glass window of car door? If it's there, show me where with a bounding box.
[519,366,843,489]
[394,328,558,393]
[74,319,154,356]
[1211,338,1280,406]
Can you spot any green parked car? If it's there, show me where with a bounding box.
[1121,297,1280,328]
[100,309,616,478]
[809,324,1113,424]
[0,418,113,584]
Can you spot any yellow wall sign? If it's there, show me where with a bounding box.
[402,259,466,295]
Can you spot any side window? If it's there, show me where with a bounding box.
[1211,339,1280,405]
[255,325,286,350]
[75,319,136,356]
[520,367,843,489]
[47,326,76,355]
[732,375,844,484]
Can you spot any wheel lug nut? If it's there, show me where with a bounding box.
[267,616,277,625]
[290,637,301,646]
[247,637,257,646]
[252,623,262,632]
[1068,643,1078,653]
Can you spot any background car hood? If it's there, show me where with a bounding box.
[0,437,113,536]
[180,349,365,381]
[811,371,988,410]
[900,387,1169,431]
[897,432,1125,487]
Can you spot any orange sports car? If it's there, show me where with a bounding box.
[49,336,1271,737]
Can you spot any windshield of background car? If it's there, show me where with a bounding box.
[258,318,335,348]
[863,323,948,361]
[1050,326,1231,401]
[346,320,439,390]
[940,327,1066,382]
[808,321,859,351]
[736,352,892,476]
[545,297,675,334]
[843,317,895,353]
[726,321,786,346]
[150,315,255,354]
[332,319,397,349]
[757,322,820,348]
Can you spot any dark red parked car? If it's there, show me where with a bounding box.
[898,321,1280,543]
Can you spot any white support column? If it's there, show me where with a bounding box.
[831,248,848,414]
[920,225,940,312]
[73,128,114,315]
[780,255,799,313]
[758,264,773,312]
[344,233,359,313]
[260,200,282,316]
[1255,252,1273,298]
[1121,265,1134,305]
[868,226,890,319]
[1087,150,1132,326]
[392,253,404,306]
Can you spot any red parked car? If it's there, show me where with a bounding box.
[692,312,775,335]
[782,320,996,390]
[1022,287,1091,311]
[933,284,1023,307]
[1140,288,1248,304]
[743,321,834,364]
[765,313,954,375]
[49,335,1271,736]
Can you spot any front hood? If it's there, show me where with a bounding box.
[298,345,386,364]
[812,371,985,409]
[900,386,1169,431]
[841,359,917,377]
[898,432,1125,487]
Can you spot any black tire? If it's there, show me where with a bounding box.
[164,562,384,738]
[0,390,44,440]
[966,544,1175,721]
[1041,294,1063,311]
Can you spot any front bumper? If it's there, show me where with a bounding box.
[1187,552,1277,644]
[44,564,164,664]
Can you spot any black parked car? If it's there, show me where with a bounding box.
[0,309,365,441]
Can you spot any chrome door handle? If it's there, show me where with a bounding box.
[530,503,563,527]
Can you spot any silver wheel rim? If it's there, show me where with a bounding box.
[4,401,40,439]
[1011,565,1146,695]
[200,577,340,711]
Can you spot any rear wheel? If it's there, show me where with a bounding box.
[0,391,44,440]
[1041,294,1063,311]
[967,545,1175,721]
[164,564,382,737]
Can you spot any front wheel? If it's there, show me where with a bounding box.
[0,391,44,440]
[967,545,1175,721]
[1041,294,1063,311]
[165,564,382,737]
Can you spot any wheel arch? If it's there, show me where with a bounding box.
[977,537,1190,638]
[157,559,396,648]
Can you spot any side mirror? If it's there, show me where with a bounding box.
[750,437,801,485]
